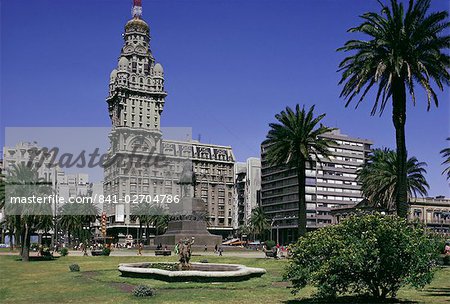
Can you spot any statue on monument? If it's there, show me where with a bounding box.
[177,161,196,197]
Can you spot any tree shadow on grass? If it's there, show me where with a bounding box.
[421,287,450,298]
[283,296,418,304]
[15,256,59,262]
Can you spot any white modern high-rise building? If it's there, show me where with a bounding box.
[261,129,373,244]
[56,172,90,202]
[3,141,60,186]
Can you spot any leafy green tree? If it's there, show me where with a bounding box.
[285,214,440,300]
[337,0,450,218]
[248,207,270,241]
[263,105,335,236]
[440,138,450,181]
[357,148,429,211]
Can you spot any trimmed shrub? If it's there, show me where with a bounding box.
[60,248,69,256]
[69,264,80,272]
[265,240,276,250]
[284,214,440,300]
[133,285,155,297]
[102,248,111,256]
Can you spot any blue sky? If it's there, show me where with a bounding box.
[1,0,449,196]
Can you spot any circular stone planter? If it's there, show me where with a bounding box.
[118,262,266,282]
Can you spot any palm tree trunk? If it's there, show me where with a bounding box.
[1,227,5,244]
[22,222,30,262]
[297,159,307,237]
[20,225,26,256]
[8,223,14,251]
[14,215,21,250]
[139,221,142,243]
[392,77,409,218]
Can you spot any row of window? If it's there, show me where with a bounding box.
[316,195,360,202]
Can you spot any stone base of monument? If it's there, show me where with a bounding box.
[118,262,266,282]
[153,220,222,248]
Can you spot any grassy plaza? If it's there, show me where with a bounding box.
[1,0,449,303]
[0,251,449,304]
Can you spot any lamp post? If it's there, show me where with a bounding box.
[271,218,280,245]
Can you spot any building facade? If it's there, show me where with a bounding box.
[331,196,450,236]
[260,129,372,244]
[409,196,450,235]
[3,141,60,187]
[56,172,89,202]
[103,2,235,239]
[233,158,261,229]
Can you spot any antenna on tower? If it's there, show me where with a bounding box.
[132,0,143,18]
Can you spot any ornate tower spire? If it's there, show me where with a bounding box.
[132,0,143,19]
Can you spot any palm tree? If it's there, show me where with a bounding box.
[357,148,429,211]
[5,164,53,261]
[237,224,251,240]
[440,138,450,181]
[59,201,98,247]
[0,174,5,245]
[131,202,153,242]
[151,214,170,236]
[0,173,5,210]
[263,105,336,236]
[249,207,270,241]
[338,0,449,218]
[59,206,79,247]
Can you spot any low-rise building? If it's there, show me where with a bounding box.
[409,196,450,235]
[331,196,450,235]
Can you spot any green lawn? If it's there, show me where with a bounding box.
[0,254,448,304]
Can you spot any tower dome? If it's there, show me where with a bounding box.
[110,69,118,83]
[118,57,129,71]
[125,18,149,31]
[154,63,164,76]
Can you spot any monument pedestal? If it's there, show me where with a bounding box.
[154,197,222,249]
[154,220,222,248]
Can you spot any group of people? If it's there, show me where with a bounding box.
[262,243,287,259]
[156,243,168,250]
